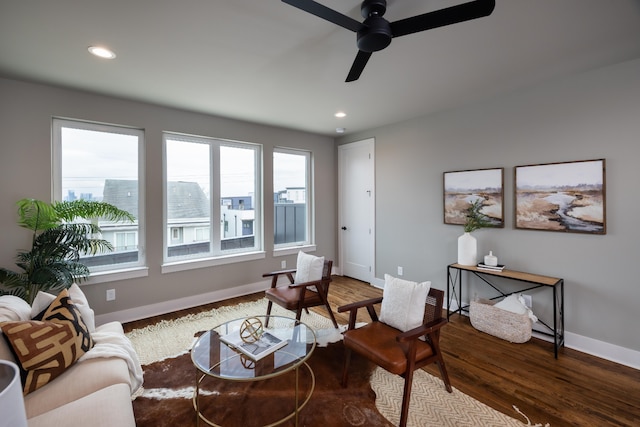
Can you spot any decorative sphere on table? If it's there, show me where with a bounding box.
[240,317,264,343]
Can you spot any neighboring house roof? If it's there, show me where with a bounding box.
[103,179,210,220]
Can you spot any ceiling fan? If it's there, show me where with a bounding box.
[282,0,496,82]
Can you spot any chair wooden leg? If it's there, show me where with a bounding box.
[437,359,453,393]
[317,292,339,328]
[266,300,273,327]
[341,347,352,387]
[399,370,415,427]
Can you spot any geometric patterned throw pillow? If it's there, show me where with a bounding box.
[0,320,86,394]
[0,288,94,394]
[33,288,94,353]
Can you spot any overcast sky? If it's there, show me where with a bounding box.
[62,127,304,199]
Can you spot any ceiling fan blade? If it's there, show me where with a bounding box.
[282,0,362,32]
[390,0,495,38]
[346,50,373,82]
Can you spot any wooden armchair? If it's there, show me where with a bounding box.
[263,259,339,328]
[338,287,452,427]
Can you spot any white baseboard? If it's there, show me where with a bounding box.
[564,332,639,370]
[94,280,269,326]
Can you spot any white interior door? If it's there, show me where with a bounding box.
[338,138,374,282]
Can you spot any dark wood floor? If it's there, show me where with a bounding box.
[124,276,640,426]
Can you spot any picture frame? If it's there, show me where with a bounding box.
[514,159,606,234]
[443,167,504,227]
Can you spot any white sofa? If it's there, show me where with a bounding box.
[0,290,139,427]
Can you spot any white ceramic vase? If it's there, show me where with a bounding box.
[457,232,477,266]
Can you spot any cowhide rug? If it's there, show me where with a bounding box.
[133,340,393,427]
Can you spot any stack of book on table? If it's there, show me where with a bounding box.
[476,263,506,272]
[221,330,288,361]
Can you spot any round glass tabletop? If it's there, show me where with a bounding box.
[191,315,317,381]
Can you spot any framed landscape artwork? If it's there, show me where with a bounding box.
[515,159,606,234]
[443,168,504,227]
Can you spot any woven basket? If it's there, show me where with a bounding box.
[469,298,532,343]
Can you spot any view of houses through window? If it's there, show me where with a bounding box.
[274,148,310,247]
[52,118,144,272]
[163,133,261,262]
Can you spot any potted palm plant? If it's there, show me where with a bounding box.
[0,198,134,304]
[458,198,492,266]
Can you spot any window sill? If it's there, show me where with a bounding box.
[83,267,149,285]
[273,245,317,257]
[161,251,266,274]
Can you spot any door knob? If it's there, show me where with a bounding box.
[341,226,347,230]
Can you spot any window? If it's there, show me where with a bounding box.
[163,133,262,264]
[273,148,312,248]
[115,232,137,251]
[52,118,145,274]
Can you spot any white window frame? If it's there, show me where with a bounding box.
[52,118,147,283]
[162,132,264,273]
[273,147,314,253]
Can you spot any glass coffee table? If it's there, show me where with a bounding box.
[191,315,316,427]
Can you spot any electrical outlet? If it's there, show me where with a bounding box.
[522,294,532,308]
[281,260,287,269]
[106,289,116,301]
[397,266,403,276]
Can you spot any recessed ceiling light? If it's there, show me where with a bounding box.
[334,111,347,118]
[88,46,116,59]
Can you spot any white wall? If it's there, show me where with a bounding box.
[0,77,337,319]
[339,58,640,365]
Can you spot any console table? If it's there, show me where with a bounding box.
[447,263,564,358]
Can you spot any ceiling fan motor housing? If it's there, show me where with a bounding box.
[357,15,392,52]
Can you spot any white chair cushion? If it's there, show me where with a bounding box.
[379,274,431,332]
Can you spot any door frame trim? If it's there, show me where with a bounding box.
[338,138,375,282]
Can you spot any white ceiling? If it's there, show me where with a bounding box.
[1,0,640,136]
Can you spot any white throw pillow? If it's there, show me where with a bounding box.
[379,274,431,332]
[30,290,56,318]
[69,283,96,332]
[294,251,325,284]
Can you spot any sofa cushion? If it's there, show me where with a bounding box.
[23,356,131,418]
[27,383,136,427]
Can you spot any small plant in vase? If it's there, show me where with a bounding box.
[458,199,491,266]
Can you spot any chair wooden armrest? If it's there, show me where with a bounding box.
[262,268,297,278]
[337,297,383,329]
[396,317,448,342]
[287,279,322,289]
[262,269,296,288]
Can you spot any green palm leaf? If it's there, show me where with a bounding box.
[1,198,133,303]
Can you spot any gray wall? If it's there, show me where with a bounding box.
[339,58,640,356]
[0,77,337,318]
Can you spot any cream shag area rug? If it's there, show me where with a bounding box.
[126,298,549,427]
